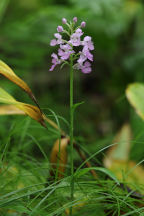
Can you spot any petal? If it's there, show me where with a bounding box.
[49,64,56,71]
[75,28,83,36]
[84,61,91,67]
[58,49,64,56]
[84,36,91,42]
[82,66,91,74]
[51,53,58,59]
[50,39,57,46]
[54,33,62,39]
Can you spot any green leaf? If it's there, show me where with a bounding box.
[73,101,85,111]
[74,167,120,185]
[126,83,144,120]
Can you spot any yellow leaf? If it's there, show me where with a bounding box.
[104,124,144,193]
[50,137,69,179]
[126,83,144,120]
[103,124,132,168]
[0,60,39,107]
[107,160,144,193]
[0,87,46,127]
[0,105,25,115]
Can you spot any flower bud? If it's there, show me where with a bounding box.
[73,17,77,23]
[62,18,67,24]
[81,21,86,28]
[57,26,63,32]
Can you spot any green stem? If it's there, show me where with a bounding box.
[70,54,74,215]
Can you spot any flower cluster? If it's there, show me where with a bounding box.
[49,17,94,74]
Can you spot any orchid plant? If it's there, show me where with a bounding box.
[50,17,94,73]
[49,17,94,215]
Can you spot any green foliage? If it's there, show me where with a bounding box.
[1,0,144,214]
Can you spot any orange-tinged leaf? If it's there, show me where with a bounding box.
[17,103,46,127]
[0,87,46,127]
[50,137,69,179]
[0,60,39,107]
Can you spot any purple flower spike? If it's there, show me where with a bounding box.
[73,17,77,23]
[81,21,86,28]
[57,26,63,32]
[62,18,67,24]
[49,17,94,74]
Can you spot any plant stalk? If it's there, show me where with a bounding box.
[70,54,74,215]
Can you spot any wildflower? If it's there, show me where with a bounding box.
[73,17,77,23]
[57,26,63,32]
[81,21,86,28]
[75,28,83,37]
[62,18,67,24]
[69,33,81,46]
[81,61,92,74]
[49,17,94,73]
[69,28,83,46]
[82,46,93,61]
[50,39,57,46]
[54,33,63,44]
[49,53,61,71]
[58,44,74,60]
[82,36,94,50]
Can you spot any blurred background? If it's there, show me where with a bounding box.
[0,0,144,161]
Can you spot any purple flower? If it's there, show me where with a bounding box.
[74,60,92,74]
[49,53,61,71]
[69,29,82,46]
[81,21,86,28]
[54,33,63,44]
[73,17,77,23]
[50,39,57,46]
[69,33,81,46]
[77,52,87,65]
[82,46,93,61]
[75,28,83,37]
[58,49,70,60]
[82,36,94,50]
[62,18,67,24]
[58,44,74,60]
[49,17,94,74]
[81,61,92,74]
[57,26,63,32]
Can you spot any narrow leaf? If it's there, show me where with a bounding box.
[75,167,119,185]
[0,60,39,108]
[0,87,46,127]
